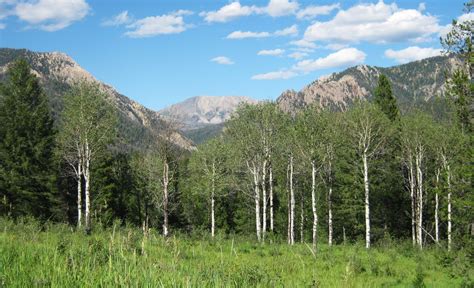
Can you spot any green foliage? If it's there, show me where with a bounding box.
[374,74,400,122]
[0,59,58,219]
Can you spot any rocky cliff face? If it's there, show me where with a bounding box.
[159,96,258,130]
[0,48,194,150]
[277,55,463,114]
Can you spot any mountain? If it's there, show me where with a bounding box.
[159,96,258,129]
[0,48,193,151]
[159,96,258,144]
[277,54,463,114]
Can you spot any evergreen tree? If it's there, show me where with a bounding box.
[373,74,400,122]
[0,59,57,218]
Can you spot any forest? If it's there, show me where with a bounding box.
[0,3,472,287]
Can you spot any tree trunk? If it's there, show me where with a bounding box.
[261,159,267,241]
[252,162,261,242]
[84,141,91,234]
[408,157,416,246]
[311,160,318,248]
[300,192,304,243]
[435,168,440,243]
[287,163,291,244]
[162,160,169,237]
[211,162,216,238]
[76,158,82,228]
[289,155,295,245]
[363,152,370,249]
[328,186,333,247]
[445,160,452,251]
[415,151,423,249]
[269,164,274,232]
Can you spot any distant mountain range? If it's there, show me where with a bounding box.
[0,48,193,151]
[0,48,463,147]
[277,54,462,114]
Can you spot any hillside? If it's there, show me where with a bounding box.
[0,48,193,151]
[277,55,463,114]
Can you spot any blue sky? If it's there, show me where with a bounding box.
[0,0,470,110]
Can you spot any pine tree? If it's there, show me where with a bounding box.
[0,59,57,218]
[373,74,400,122]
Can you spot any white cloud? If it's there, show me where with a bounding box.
[418,3,426,12]
[15,0,90,31]
[211,56,234,65]
[288,51,307,59]
[200,0,298,23]
[227,25,297,39]
[0,23,5,29]
[252,70,297,80]
[290,39,317,49]
[171,10,193,17]
[102,10,131,26]
[264,0,299,17]
[227,30,270,39]
[296,3,340,20]
[125,13,189,38]
[200,2,257,23]
[274,24,298,36]
[385,46,442,63]
[324,43,348,50]
[439,13,473,39]
[303,1,441,44]
[293,48,366,73]
[258,49,285,56]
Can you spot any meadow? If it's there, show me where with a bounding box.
[0,218,472,287]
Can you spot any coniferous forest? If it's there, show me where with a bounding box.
[0,2,473,287]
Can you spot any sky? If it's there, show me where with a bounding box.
[0,0,471,110]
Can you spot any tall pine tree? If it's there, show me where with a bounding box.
[0,59,57,218]
[374,74,400,122]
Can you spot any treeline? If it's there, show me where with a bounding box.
[0,9,472,251]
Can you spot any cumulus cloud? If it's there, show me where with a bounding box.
[200,2,257,23]
[200,0,298,23]
[15,0,90,31]
[288,51,308,59]
[263,0,299,17]
[125,13,189,38]
[102,10,131,26]
[385,46,442,63]
[292,48,366,73]
[290,39,317,49]
[274,24,298,36]
[253,47,365,80]
[227,30,271,39]
[303,1,441,44]
[252,70,297,80]
[296,3,340,20]
[258,49,285,56]
[227,25,297,39]
[211,56,234,65]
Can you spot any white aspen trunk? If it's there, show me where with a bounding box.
[415,151,423,249]
[435,168,440,243]
[252,163,261,242]
[290,155,295,245]
[328,186,333,247]
[300,193,304,243]
[211,162,215,238]
[287,163,291,244]
[409,157,416,246]
[446,161,452,251]
[269,164,274,232]
[84,141,91,233]
[363,152,370,249]
[162,161,169,237]
[77,158,82,228]
[311,160,318,248]
[261,159,267,241]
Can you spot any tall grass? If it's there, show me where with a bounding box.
[0,218,472,287]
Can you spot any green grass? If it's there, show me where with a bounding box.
[0,218,472,287]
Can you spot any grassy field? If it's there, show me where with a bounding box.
[0,219,472,287]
